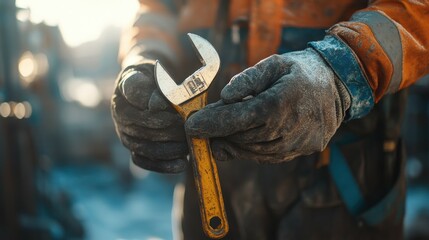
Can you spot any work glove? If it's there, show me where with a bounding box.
[111,61,188,173]
[185,48,351,163]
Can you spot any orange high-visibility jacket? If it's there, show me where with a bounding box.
[120,0,429,120]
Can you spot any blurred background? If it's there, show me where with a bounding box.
[0,0,428,239]
[0,0,178,239]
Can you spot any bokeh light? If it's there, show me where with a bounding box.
[0,102,12,117]
[18,51,36,79]
[14,102,26,119]
[61,78,102,107]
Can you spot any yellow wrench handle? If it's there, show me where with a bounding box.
[172,93,229,238]
[188,136,229,239]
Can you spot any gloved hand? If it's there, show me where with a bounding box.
[111,61,188,173]
[185,48,351,163]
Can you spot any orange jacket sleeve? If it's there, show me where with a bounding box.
[310,0,429,119]
[119,0,182,68]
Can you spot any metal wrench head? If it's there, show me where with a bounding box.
[155,33,220,105]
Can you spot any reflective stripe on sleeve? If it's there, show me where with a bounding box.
[134,12,177,35]
[351,11,403,94]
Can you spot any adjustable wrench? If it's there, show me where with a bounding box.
[155,33,228,239]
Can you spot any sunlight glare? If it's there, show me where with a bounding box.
[16,0,139,47]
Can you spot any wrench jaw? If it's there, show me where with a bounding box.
[155,61,190,106]
[187,33,220,88]
[154,33,220,106]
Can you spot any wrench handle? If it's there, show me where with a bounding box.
[188,136,229,239]
[171,92,229,238]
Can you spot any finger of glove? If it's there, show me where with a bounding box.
[227,124,281,144]
[186,85,285,138]
[121,133,188,160]
[148,89,173,112]
[210,140,233,162]
[221,55,292,103]
[119,70,156,110]
[113,93,182,129]
[231,137,290,155]
[224,85,290,144]
[185,99,265,138]
[211,140,294,163]
[119,123,186,142]
[131,152,188,173]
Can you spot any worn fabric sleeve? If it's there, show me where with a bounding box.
[119,0,182,68]
[310,0,429,120]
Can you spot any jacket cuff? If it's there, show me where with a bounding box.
[308,35,374,120]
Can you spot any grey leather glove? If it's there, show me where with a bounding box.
[111,61,188,173]
[185,48,351,163]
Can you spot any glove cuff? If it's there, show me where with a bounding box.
[309,35,375,120]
